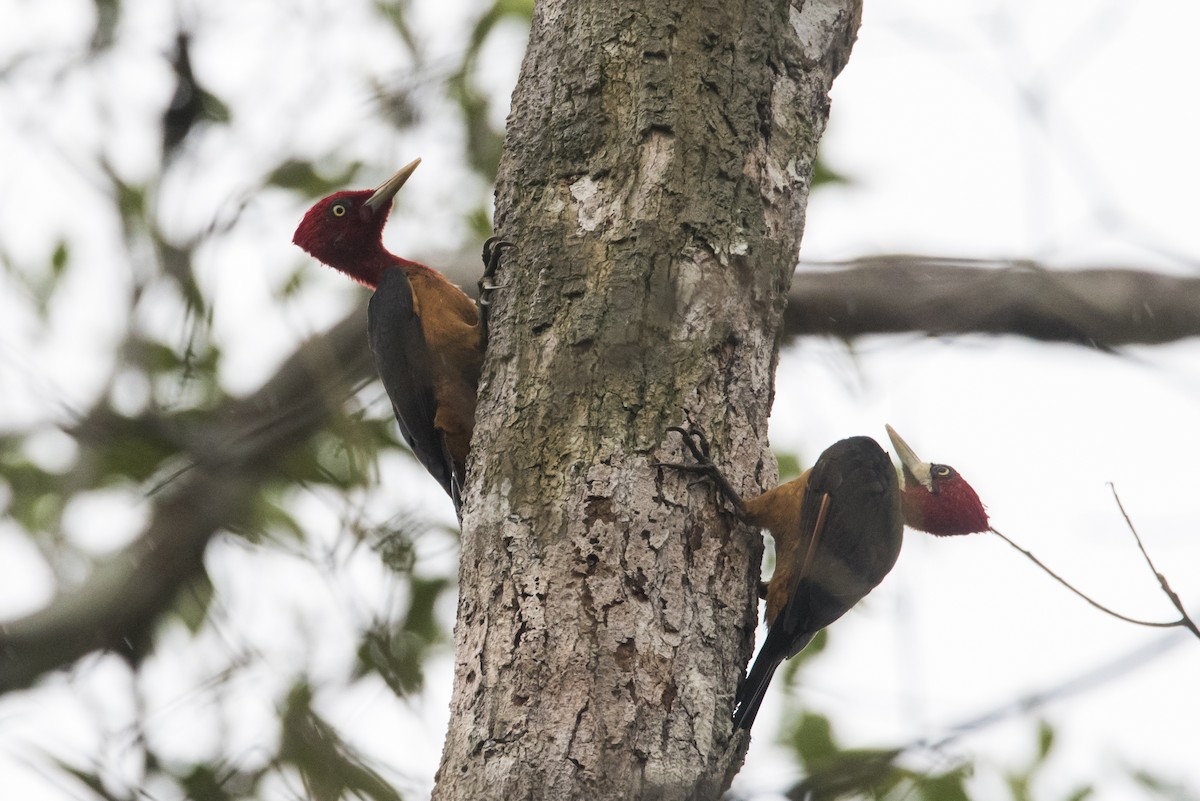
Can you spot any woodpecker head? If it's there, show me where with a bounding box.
[885,424,989,536]
[292,158,421,288]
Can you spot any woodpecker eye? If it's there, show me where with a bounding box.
[933,465,953,478]
[330,201,349,218]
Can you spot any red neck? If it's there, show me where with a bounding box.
[339,251,427,289]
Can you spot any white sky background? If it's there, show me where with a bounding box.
[0,0,1198,799]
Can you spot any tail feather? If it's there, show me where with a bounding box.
[733,628,816,731]
[732,652,783,731]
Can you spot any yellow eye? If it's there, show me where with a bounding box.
[934,465,953,478]
[331,202,348,217]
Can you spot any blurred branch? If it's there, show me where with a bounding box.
[0,300,373,693]
[921,630,1187,753]
[440,253,1200,348]
[786,257,1200,348]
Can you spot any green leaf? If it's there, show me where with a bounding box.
[174,569,215,634]
[793,748,904,801]
[244,488,306,544]
[403,575,451,642]
[52,756,127,801]
[1130,768,1200,801]
[199,88,231,125]
[96,426,178,485]
[1006,771,1032,801]
[921,768,973,801]
[0,455,65,534]
[266,160,362,197]
[279,680,405,801]
[1064,785,1095,801]
[372,1,419,57]
[113,179,147,226]
[784,709,839,767]
[89,0,121,53]
[279,265,309,299]
[355,624,426,697]
[811,152,852,190]
[1036,719,1055,762]
[775,450,804,481]
[178,764,237,801]
[50,240,69,277]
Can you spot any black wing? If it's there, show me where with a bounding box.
[778,436,902,638]
[368,268,461,512]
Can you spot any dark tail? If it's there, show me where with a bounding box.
[732,651,783,731]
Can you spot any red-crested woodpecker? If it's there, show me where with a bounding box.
[293,160,500,513]
[662,424,988,730]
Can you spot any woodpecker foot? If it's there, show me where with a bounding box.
[480,236,513,292]
[657,425,747,515]
[479,237,514,345]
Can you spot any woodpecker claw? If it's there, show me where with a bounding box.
[481,237,515,282]
[659,425,746,515]
[666,424,712,462]
[478,237,515,346]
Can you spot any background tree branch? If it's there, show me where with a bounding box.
[0,302,372,692]
[787,257,1200,347]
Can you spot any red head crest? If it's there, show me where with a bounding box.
[292,158,421,288]
[885,424,989,536]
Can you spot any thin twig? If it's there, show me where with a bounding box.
[988,526,1182,630]
[1107,484,1200,640]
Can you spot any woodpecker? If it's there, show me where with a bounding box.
[661,424,988,730]
[293,160,505,514]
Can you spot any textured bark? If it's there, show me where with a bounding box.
[436,2,862,799]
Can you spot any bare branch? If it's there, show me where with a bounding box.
[989,527,1179,629]
[989,516,1199,640]
[1108,485,1200,639]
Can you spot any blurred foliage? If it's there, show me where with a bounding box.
[0,0,519,796]
[354,573,449,700]
[279,681,406,801]
[266,160,366,199]
[767,710,1085,801]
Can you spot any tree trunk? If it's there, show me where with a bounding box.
[435,1,862,798]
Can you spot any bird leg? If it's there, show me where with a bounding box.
[657,425,748,517]
[480,236,511,290]
[478,236,513,347]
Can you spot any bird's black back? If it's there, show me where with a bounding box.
[777,435,903,641]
